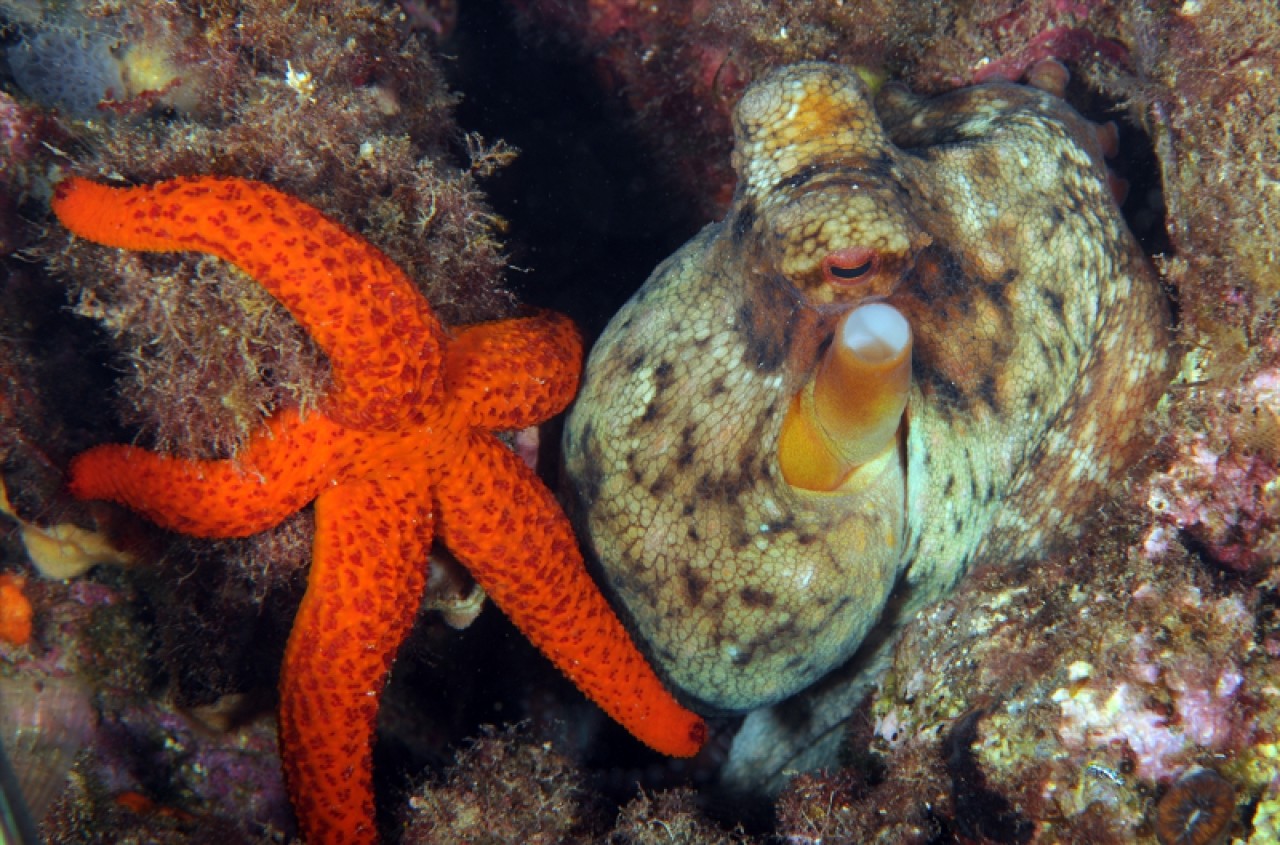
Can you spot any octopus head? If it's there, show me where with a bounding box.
[564,64,926,712]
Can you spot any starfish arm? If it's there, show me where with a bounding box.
[52,176,445,430]
[444,311,583,430]
[280,465,433,845]
[68,408,344,538]
[435,431,706,757]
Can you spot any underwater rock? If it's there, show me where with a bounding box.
[564,62,1171,791]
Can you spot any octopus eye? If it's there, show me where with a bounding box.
[822,247,879,285]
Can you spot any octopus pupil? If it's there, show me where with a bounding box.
[828,260,873,280]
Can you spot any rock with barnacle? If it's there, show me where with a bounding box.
[563,62,1171,790]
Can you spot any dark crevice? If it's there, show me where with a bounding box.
[1061,76,1171,257]
[445,0,704,342]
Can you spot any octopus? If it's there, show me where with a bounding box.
[563,62,1171,789]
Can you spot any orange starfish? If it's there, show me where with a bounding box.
[53,176,706,845]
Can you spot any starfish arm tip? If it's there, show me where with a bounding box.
[67,410,337,538]
[638,704,708,758]
[446,310,585,430]
[52,177,123,244]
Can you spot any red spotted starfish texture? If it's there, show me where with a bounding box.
[53,176,706,845]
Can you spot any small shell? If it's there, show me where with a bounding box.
[1154,767,1236,845]
[0,675,97,821]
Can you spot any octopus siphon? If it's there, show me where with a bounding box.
[563,62,1171,790]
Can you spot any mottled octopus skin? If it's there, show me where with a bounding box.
[53,176,705,845]
[564,64,1170,728]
